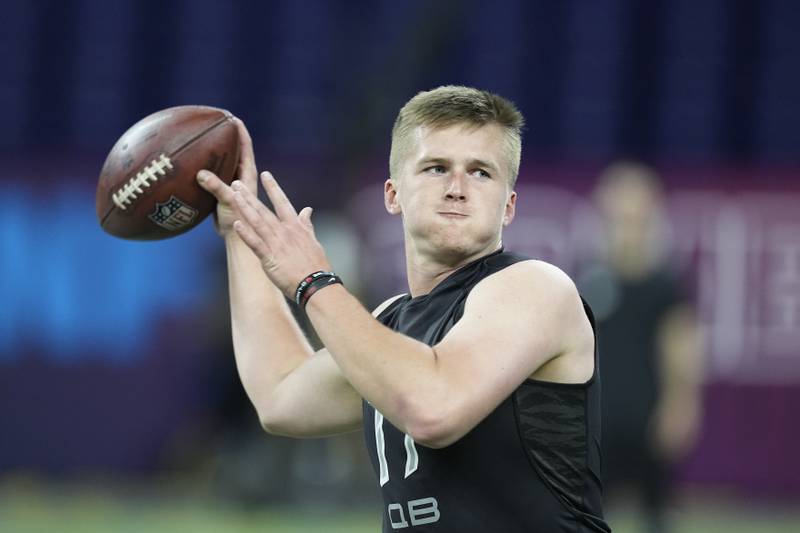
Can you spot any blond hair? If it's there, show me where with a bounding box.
[389,85,525,185]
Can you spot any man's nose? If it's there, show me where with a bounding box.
[444,170,467,200]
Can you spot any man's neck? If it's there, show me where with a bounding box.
[404,244,501,297]
[609,241,659,281]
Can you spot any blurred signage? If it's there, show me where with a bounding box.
[0,185,220,363]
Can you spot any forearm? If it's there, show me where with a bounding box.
[652,305,704,458]
[305,284,440,436]
[225,235,314,415]
[658,305,703,402]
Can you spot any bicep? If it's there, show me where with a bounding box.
[432,262,584,431]
[266,348,363,437]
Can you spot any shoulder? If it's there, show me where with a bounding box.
[471,259,579,306]
[466,260,590,348]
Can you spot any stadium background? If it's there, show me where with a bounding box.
[1,0,798,531]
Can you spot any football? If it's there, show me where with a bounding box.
[96,105,240,240]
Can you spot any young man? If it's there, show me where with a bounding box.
[582,162,702,533]
[197,86,610,532]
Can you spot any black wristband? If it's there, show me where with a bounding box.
[294,271,343,309]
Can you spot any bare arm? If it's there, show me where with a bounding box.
[651,303,704,460]
[199,119,362,437]
[305,260,593,448]
[225,235,363,436]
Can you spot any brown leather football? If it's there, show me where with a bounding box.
[96,105,239,240]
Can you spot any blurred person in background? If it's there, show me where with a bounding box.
[196,86,610,532]
[579,162,704,533]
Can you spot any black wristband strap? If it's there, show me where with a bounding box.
[294,271,343,309]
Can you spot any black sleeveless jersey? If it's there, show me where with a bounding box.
[363,249,610,532]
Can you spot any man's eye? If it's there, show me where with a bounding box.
[425,165,446,174]
[471,169,491,179]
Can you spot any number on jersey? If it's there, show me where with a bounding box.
[373,410,419,486]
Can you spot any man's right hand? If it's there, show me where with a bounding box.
[197,117,259,238]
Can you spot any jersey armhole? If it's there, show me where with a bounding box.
[372,293,407,319]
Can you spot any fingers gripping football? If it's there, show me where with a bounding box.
[197,118,258,236]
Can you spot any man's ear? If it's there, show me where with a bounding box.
[384,178,402,215]
[503,190,517,226]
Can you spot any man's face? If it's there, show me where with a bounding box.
[595,172,662,252]
[384,123,517,261]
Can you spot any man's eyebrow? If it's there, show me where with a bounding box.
[416,157,498,170]
[468,158,498,171]
[416,157,451,166]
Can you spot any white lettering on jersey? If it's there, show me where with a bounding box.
[388,498,441,529]
[374,409,420,485]
[404,434,419,478]
[374,410,389,486]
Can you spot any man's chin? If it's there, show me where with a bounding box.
[422,236,494,264]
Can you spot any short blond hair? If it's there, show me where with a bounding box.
[390,85,525,185]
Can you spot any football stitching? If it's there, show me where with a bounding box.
[112,154,174,210]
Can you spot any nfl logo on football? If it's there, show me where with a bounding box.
[148,196,198,231]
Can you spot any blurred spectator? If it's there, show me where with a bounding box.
[578,162,704,533]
